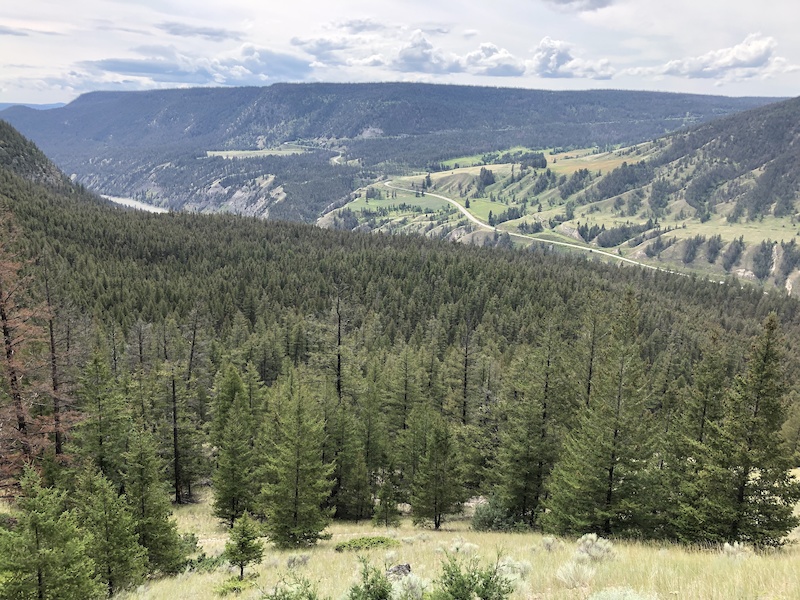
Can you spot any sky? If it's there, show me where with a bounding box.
[1,0,799,104]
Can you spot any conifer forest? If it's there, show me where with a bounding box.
[1,111,800,599]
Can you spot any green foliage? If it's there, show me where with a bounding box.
[411,411,466,530]
[261,372,334,548]
[262,575,323,600]
[123,426,188,574]
[224,513,264,580]
[215,574,258,597]
[347,558,392,600]
[470,496,517,532]
[0,468,104,600]
[430,554,514,600]
[213,390,258,526]
[72,467,147,596]
[334,536,400,553]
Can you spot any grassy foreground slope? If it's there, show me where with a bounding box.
[122,490,800,600]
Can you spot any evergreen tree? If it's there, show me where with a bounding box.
[72,467,147,596]
[372,466,401,527]
[544,294,654,536]
[411,410,465,530]
[705,315,800,546]
[261,371,334,547]
[0,468,103,600]
[213,391,258,526]
[72,349,131,491]
[224,513,264,580]
[123,426,187,573]
[495,324,569,527]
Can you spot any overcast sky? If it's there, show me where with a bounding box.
[2,0,799,104]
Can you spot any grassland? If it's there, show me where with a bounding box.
[206,145,308,159]
[118,489,800,600]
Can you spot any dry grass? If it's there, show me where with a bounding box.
[117,490,800,600]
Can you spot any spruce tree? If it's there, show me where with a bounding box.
[0,468,103,600]
[72,467,147,596]
[261,371,334,547]
[707,314,800,545]
[72,349,131,491]
[213,391,258,526]
[495,324,569,527]
[123,426,187,573]
[411,410,465,530]
[544,294,653,537]
[224,513,264,580]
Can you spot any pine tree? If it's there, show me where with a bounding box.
[706,314,800,546]
[261,371,334,547]
[0,468,104,600]
[372,466,401,528]
[544,294,653,537]
[72,467,147,596]
[72,348,131,491]
[213,391,257,526]
[495,324,570,527]
[411,410,465,530]
[224,512,264,580]
[123,426,187,573]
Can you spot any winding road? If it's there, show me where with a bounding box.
[383,180,683,274]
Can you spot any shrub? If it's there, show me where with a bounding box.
[722,541,752,559]
[391,573,429,600]
[335,536,401,553]
[263,575,323,600]
[348,558,393,600]
[471,497,517,532]
[575,533,615,562]
[430,553,514,600]
[555,561,595,589]
[215,574,257,597]
[287,554,310,569]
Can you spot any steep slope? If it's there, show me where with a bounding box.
[0,83,777,221]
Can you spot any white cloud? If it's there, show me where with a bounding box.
[528,36,614,79]
[464,43,525,77]
[628,33,798,82]
[390,30,464,74]
[542,0,616,12]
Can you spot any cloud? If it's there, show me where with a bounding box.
[463,29,479,39]
[291,36,353,65]
[80,44,312,86]
[156,21,242,42]
[337,18,387,34]
[464,43,526,77]
[653,34,797,81]
[391,30,464,74]
[542,0,616,11]
[0,25,28,36]
[528,36,614,79]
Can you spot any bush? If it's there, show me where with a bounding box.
[215,574,257,597]
[429,553,514,600]
[555,561,595,589]
[347,558,392,600]
[575,533,615,562]
[335,536,400,553]
[263,575,323,600]
[471,497,517,532]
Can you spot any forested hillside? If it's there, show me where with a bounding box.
[2,122,800,597]
[0,83,775,220]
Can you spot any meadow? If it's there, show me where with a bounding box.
[119,490,800,600]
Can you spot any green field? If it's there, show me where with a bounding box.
[206,145,308,159]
